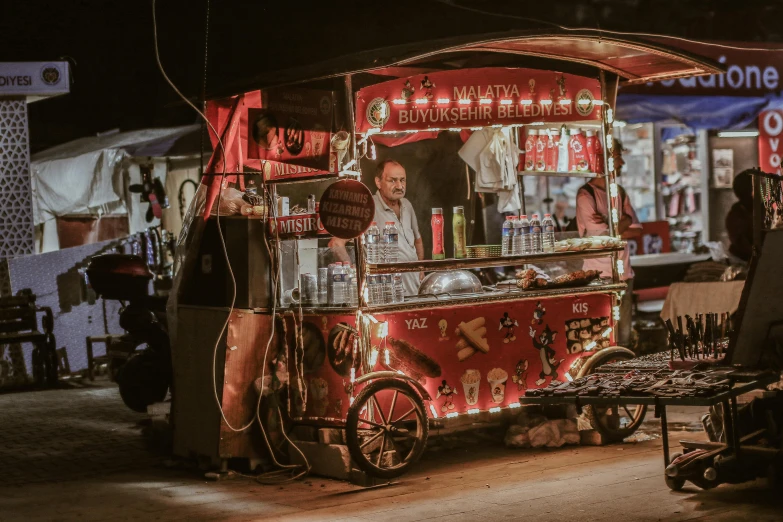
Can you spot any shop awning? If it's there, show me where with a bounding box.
[615,39,783,130]
[616,94,783,130]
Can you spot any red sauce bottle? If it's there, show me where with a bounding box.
[432,208,445,260]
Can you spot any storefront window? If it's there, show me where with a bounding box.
[616,123,656,223]
[661,130,703,252]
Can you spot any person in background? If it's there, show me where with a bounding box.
[576,139,642,348]
[552,196,573,232]
[251,111,280,152]
[725,169,754,264]
[329,159,424,295]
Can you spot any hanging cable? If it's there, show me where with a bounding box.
[152,0,310,480]
[152,3,310,482]
[152,0,250,433]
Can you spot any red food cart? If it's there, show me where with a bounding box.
[169,31,722,478]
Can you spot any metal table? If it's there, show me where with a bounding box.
[520,369,779,489]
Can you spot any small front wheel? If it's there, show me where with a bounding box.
[665,452,685,491]
[345,379,428,478]
[665,475,685,491]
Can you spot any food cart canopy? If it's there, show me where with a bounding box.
[206,30,724,98]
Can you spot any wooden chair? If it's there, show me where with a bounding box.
[0,289,58,385]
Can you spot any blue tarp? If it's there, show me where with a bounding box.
[616,94,783,130]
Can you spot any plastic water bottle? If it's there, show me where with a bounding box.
[511,217,522,255]
[392,274,405,303]
[332,262,346,305]
[365,222,381,263]
[367,275,381,305]
[327,263,335,305]
[529,214,542,254]
[502,216,515,256]
[515,215,530,255]
[381,274,393,304]
[383,221,399,263]
[542,214,555,253]
[366,275,377,305]
[348,265,358,306]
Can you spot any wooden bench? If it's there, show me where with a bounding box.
[0,289,58,385]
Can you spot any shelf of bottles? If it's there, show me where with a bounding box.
[365,248,621,275]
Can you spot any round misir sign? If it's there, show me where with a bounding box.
[319,180,375,239]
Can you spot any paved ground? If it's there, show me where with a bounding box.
[0,383,781,521]
[0,382,162,486]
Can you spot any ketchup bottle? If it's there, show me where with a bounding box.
[432,208,445,260]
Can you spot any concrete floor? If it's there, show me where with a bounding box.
[1,383,781,521]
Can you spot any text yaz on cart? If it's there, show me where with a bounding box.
[405,318,429,330]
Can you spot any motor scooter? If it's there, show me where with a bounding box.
[86,243,171,412]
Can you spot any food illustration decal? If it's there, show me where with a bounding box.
[487,368,508,404]
[327,323,359,377]
[286,294,611,419]
[565,316,611,354]
[382,337,442,384]
[461,369,481,406]
[455,317,490,361]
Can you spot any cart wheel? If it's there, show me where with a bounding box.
[580,347,648,442]
[665,475,686,491]
[346,378,428,478]
[116,349,170,413]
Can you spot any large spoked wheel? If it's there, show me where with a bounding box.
[346,379,429,479]
[580,347,648,443]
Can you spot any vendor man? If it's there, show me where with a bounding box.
[329,159,424,295]
[576,139,641,348]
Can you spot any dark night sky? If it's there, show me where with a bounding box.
[2,0,782,153]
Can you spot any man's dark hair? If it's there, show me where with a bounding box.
[251,111,278,147]
[375,158,401,179]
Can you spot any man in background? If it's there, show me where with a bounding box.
[330,159,424,295]
[576,139,642,348]
[725,169,753,264]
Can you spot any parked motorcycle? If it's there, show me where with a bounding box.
[86,252,171,412]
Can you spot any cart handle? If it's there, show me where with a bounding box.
[349,371,432,401]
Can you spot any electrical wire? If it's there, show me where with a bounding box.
[430,0,783,52]
[152,0,248,433]
[252,188,310,480]
[152,0,310,479]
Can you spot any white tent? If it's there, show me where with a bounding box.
[30,125,204,253]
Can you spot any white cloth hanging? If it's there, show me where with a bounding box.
[458,128,521,213]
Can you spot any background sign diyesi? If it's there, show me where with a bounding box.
[0,62,70,99]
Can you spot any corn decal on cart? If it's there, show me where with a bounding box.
[168,32,723,478]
